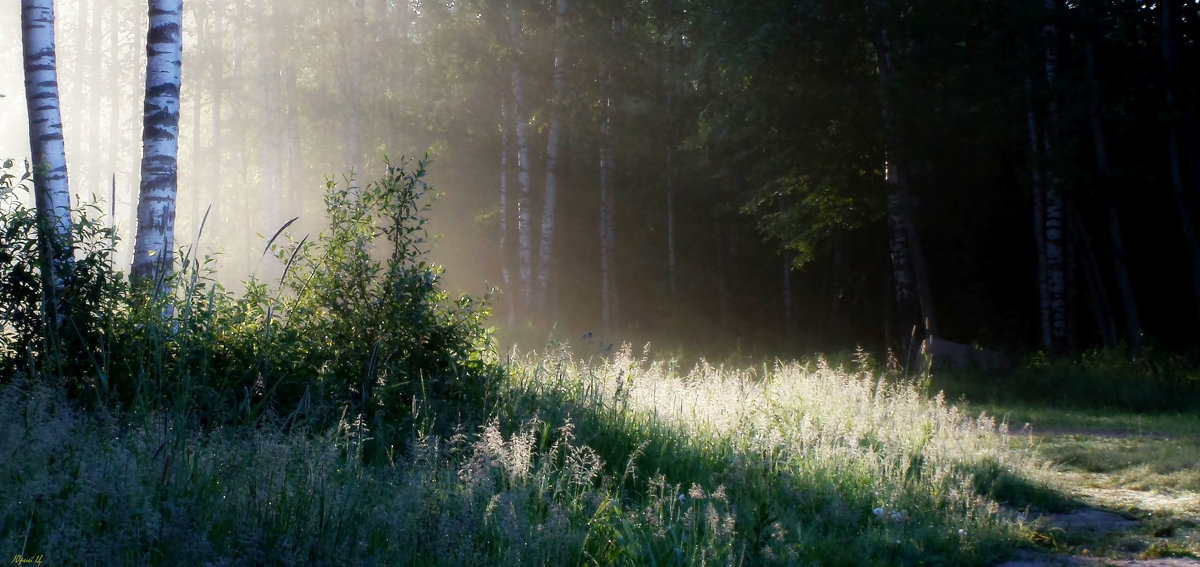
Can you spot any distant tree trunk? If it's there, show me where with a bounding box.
[22,0,75,315]
[230,0,244,175]
[663,0,680,297]
[599,75,617,328]
[343,2,364,172]
[72,0,89,180]
[1025,76,1052,349]
[1070,210,1118,346]
[1029,1,1068,352]
[1162,0,1200,330]
[109,0,123,251]
[279,3,299,201]
[257,5,279,232]
[189,1,207,226]
[207,0,223,225]
[508,1,534,312]
[873,8,938,341]
[499,92,515,326]
[87,0,102,196]
[536,0,567,311]
[132,0,184,284]
[1083,1,1140,349]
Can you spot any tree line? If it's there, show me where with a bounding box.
[12,0,1200,359]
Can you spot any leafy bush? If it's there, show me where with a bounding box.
[1,159,125,392]
[265,157,496,454]
[3,158,496,456]
[931,344,1200,411]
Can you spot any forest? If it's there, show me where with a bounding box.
[3,0,1200,565]
[3,0,1198,359]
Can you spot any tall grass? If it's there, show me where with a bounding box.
[496,343,1029,564]
[1,345,1033,566]
[1,160,1037,565]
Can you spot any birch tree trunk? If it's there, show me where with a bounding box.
[132,0,184,283]
[22,0,74,311]
[535,0,567,310]
[508,1,534,311]
[873,7,938,341]
[1041,1,1068,351]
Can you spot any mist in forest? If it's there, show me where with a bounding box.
[6,0,1200,359]
[2,0,790,358]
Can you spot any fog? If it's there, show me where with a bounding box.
[3,0,806,359]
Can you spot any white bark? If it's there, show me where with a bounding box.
[886,170,912,306]
[22,0,74,295]
[508,1,534,309]
[132,0,184,283]
[535,0,567,309]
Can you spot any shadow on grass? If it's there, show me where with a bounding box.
[964,458,1079,514]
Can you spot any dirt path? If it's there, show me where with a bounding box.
[994,426,1200,566]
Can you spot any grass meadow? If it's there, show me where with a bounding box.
[1,344,1035,566]
[4,161,1198,566]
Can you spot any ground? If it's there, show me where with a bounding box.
[992,417,1200,567]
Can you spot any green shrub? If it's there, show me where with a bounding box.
[1,159,125,394]
[262,158,495,454]
[931,345,1200,412]
[4,158,497,455]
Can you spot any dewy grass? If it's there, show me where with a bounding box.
[1,343,1035,566]
[497,343,1029,565]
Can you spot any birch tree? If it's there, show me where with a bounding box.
[21,0,74,312]
[507,1,534,311]
[131,0,184,284]
[598,18,621,328]
[872,0,938,341]
[1036,0,1068,352]
[535,0,568,310]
